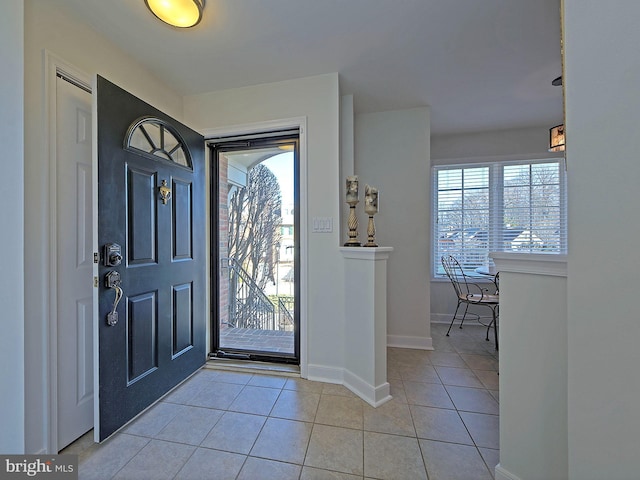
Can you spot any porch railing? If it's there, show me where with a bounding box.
[278,297,294,330]
[228,258,276,330]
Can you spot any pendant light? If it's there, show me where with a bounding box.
[548,76,565,152]
[549,124,565,152]
[145,0,205,28]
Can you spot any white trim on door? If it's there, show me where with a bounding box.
[201,118,309,379]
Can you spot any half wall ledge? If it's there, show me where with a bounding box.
[489,252,568,277]
[340,246,393,407]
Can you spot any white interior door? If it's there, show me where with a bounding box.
[56,76,94,450]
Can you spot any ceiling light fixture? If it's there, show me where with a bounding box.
[145,0,204,28]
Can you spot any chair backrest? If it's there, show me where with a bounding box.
[441,255,471,297]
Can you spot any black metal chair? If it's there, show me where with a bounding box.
[441,255,499,349]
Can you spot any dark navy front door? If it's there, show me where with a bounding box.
[96,76,206,441]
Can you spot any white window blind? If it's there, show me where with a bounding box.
[433,159,567,277]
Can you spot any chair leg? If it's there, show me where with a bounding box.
[484,307,499,350]
[485,307,492,341]
[446,301,463,336]
[493,308,499,350]
[459,303,469,329]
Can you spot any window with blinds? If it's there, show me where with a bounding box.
[433,159,567,277]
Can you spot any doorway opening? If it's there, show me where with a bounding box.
[210,131,300,364]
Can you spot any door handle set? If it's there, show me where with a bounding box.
[103,243,123,326]
[105,270,122,326]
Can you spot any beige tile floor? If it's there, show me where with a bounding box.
[65,323,499,480]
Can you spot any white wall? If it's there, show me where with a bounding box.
[340,94,355,242]
[564,2,640,478]
[24,0,185,453]
[0,0,24,454]
[355,108,431,348]
[431,126,559,161]
[492,254,568,480]
[430,126,559,323]
[184,74,343,378]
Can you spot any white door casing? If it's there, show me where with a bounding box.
[55,76,94,450]
[201,118,309,378]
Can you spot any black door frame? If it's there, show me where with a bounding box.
[209,132,300,364]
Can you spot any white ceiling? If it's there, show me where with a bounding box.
[57,0,563,135]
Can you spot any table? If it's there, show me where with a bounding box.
[474,265,499,292]
[475,265,498,276]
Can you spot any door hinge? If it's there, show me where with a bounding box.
[94,252,99,264]
[93,276,99,287]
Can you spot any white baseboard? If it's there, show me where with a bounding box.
[495,464,523,480]
[343,369,392,407]
[431,314,495,326]
[306,364,392,407]
[387,335,433,350]
[305,364,343,385]
[431,313,454,324]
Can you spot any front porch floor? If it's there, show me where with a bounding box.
[220,327,294,355]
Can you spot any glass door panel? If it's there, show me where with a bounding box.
[213,136,299,363]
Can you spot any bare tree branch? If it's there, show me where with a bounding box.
[228,164,282,289]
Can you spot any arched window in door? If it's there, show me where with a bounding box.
[124,117,192,169]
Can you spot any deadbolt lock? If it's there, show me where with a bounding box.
[103,243,122,267]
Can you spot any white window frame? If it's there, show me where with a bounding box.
[432,157,567,279]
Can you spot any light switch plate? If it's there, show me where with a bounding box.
[312,217,333,233]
